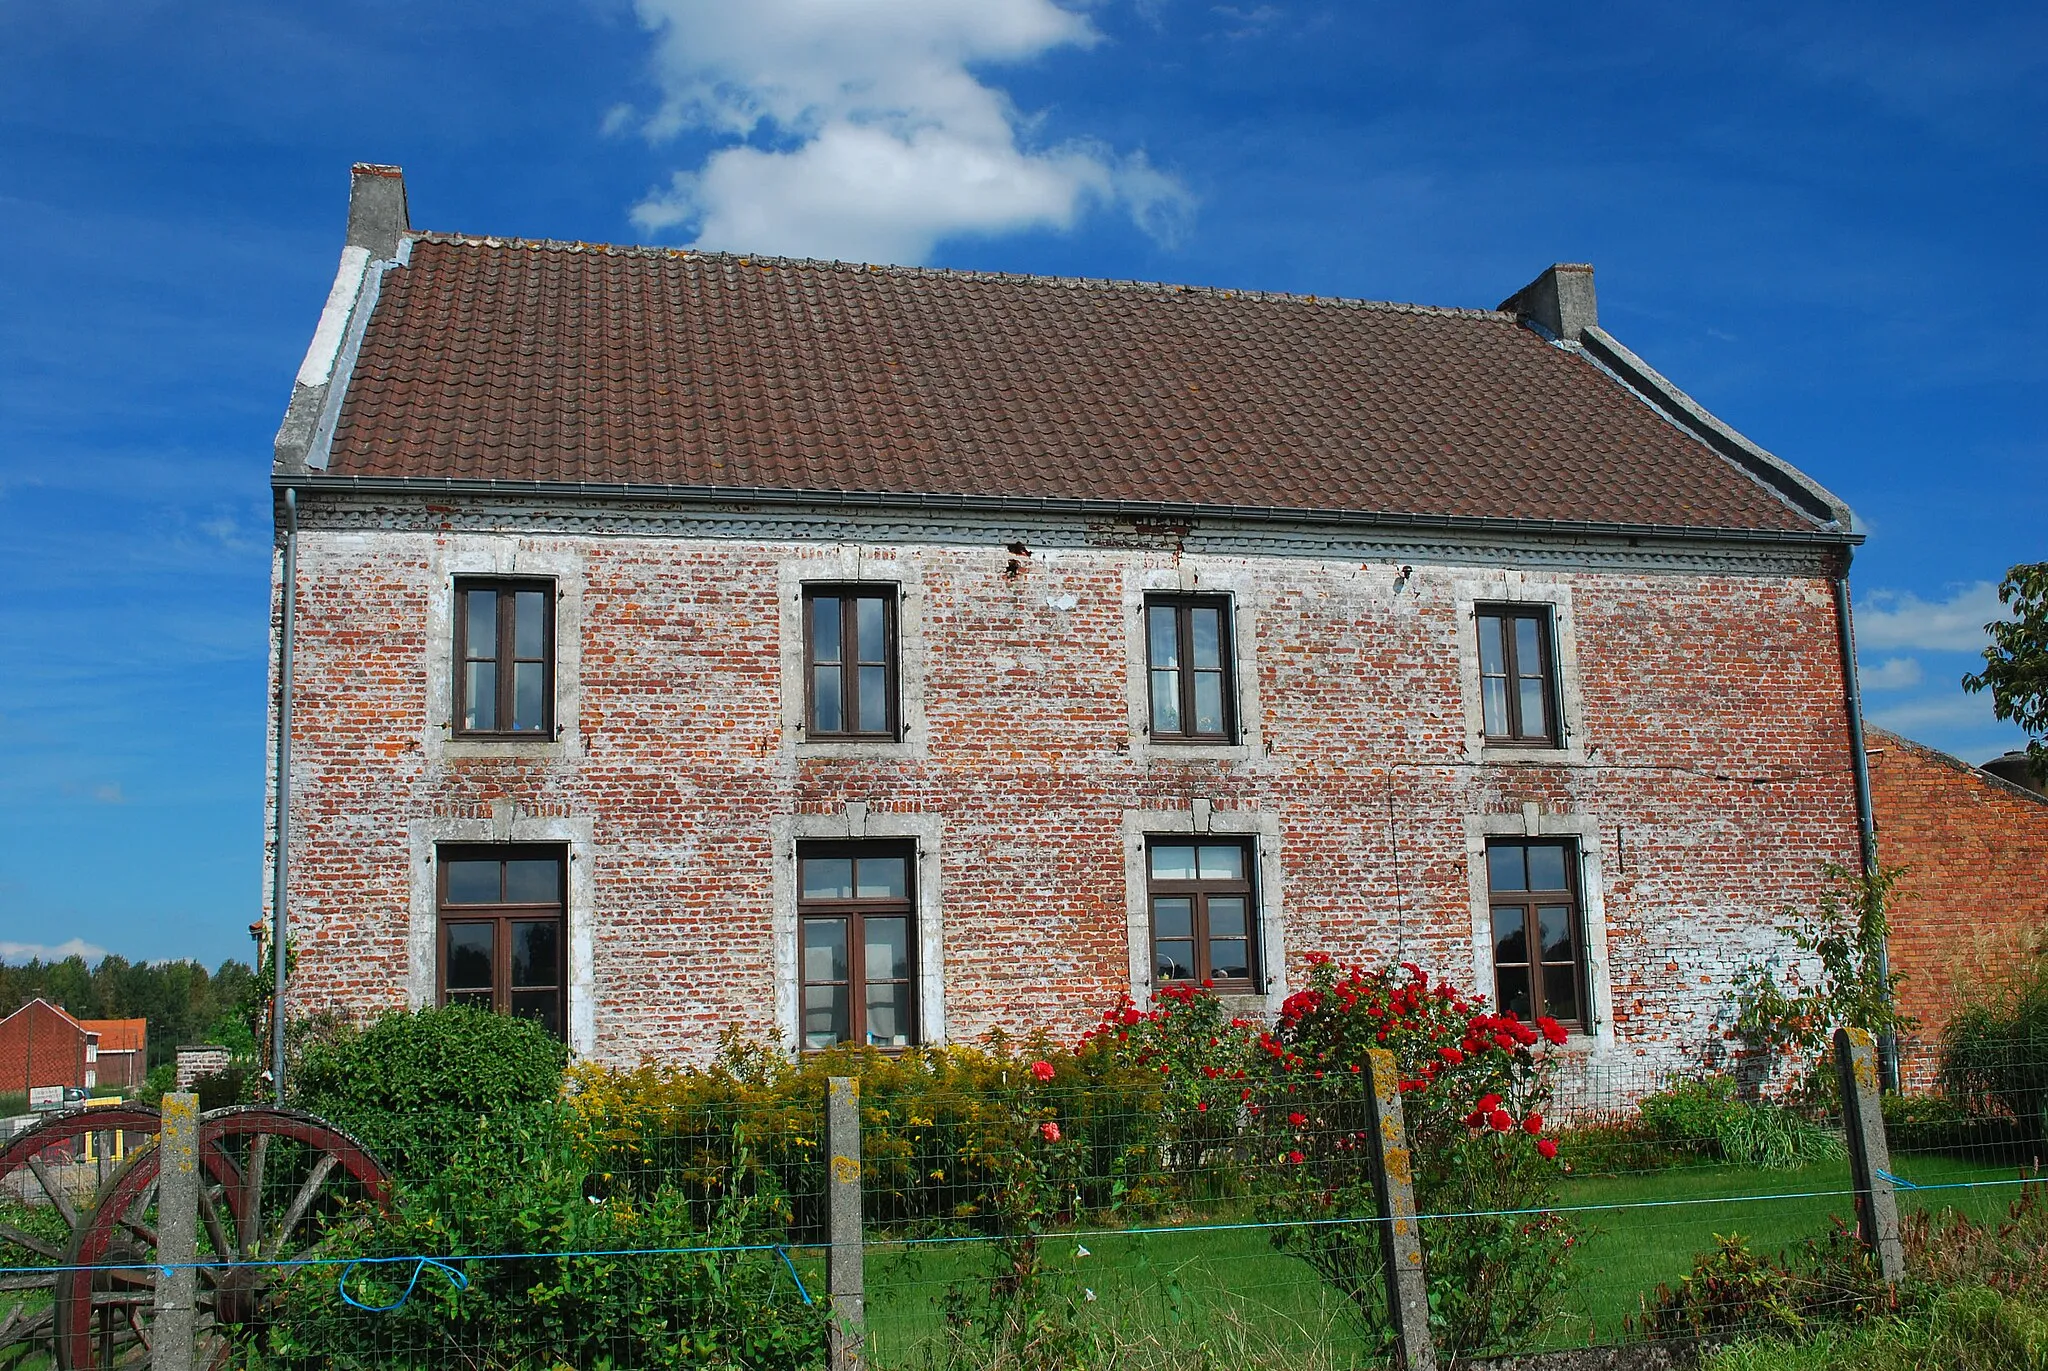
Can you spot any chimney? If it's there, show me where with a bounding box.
[345,163,410,260]
[1500,263,1597,343]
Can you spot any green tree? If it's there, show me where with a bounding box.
[1963,561,2048,783]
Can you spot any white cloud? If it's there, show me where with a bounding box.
[1857,656,1923,691]
[623,0,1192,264]
[0,938,110,965]
[1854,582,2006,653]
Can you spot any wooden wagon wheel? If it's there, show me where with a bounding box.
[0,1107,161,1369]
[52,1108,391,1370]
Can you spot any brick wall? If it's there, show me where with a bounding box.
[269,508,1864,1073]
[0,1001,93,1094]
[1868,727,2048,1058]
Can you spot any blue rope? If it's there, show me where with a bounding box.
[775,1246,813,1305]
[1875,1167,1921,1190]
[339,1256,469,1311]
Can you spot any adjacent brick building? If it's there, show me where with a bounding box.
[1868,727,2048,1056]
[265,165,1873,1076]
[0,1000,98,1095]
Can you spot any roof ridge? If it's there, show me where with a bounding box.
[403,230,1515,321]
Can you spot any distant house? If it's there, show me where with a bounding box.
[0,1000,98,1095]
[78,1018,149,1090]
[1868,727,2048,1061]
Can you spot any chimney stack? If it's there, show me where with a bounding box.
[1500,263,1597,343]
[345,163,410,260]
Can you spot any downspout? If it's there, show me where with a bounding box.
[1832,572,1896,1091]
[270,487,299,1105]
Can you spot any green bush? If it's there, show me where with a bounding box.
[1702,1288,2048,1371]
[1633,1223,1892,1343]
[291,1005,568,1180]
[1638,1075,1745,1159]
[1882,1091,2032,1160]
[1633,1076,1844,1170]
[1939,952,2048,1143]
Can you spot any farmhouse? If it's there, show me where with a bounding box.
[265,164,1871,1071]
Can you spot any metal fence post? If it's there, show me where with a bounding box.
[826,1076,865,1371]
[153,1092,199,1371]
[1833,1026,1905,1283]
[1362,1048,1438,1371]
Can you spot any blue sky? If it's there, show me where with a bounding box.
[1,0,2041,966]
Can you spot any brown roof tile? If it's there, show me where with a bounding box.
[323,237,1825,534]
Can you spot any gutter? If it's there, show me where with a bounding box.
[1831,573,1897,1091]
[270,487,298,1104]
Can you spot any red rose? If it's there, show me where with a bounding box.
[1039,1121,1061,1142]
[1030,1060,1055,1083]
[1288,1111,1308,1127]
[1488,1109,1513,1132]
[1537,1138,1559,1161]
[1522,1113,1544,1134]
[1287,1150,1306,1164]
[1439,1047,1464,1065]
[1477,1093,1502,1112]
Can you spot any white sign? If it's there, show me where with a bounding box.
[28,1086,64,1110]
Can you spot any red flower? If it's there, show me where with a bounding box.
[1536,1138,1559,1161]
[1537,1016,1568,1046]
[1522,1113,1544,1135]
[1288,1111,1309,1127]
[1439,1047,1464,1065]
[1030,1060,1055,1083]
[1287,1150,1306,1164]
[1488,1109,1513,1132]
[1039,1121,1061,1142]
[1477,1093,1502,1112]
[1197,1101,1209,1112]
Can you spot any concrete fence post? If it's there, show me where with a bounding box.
[826,1076,865,1371]
[1361,1049,1438,1371]
[153,1092,199,1371]
[1833,1026,1905,1283]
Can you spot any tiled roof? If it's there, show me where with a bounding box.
[79,1019,148,1053]
[322,236,1826,535]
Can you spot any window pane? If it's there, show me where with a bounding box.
[509,989,562,1038]
[1209,938,1250,981]
[444,923,494,991]
[1495,966,1532,1019]
[1197,846,1244,881]
[510,921,560,988]
[1149,669,1182,733]
[1517,678,1547,738]
[1515,616,1543,673]
[865,981,912,1047]
[803,918,848,981]
[810,597,841,663]
[1486,845,1526,892]
[505,859,560,904]
[1192,671,1224,734]
[1541,969,1580,1025]
[856,596,886,663]
[513,662,546,732]
[1527,845,1568,891]
[865,917,910,980]
[1152,897,1193,939]
[1492,907,1528,963]
[1207,896,1247,938]
[1481,678,1509,737]
[812,665,842,732]
[1477,614,1504,675]
[1190,607,1222,669]
[1537,905,1575,961]
[464,590,496,660]
[802,859,854,900]
[1150,845,1196,881]
[857,665,889,732]
[1147,605,1180,669]
[465,663,497,731]
[445,860,501,904]
[514,591,545,658]
[804,984,848,1050]
[1155,942,1195,981]
[855,857,907,899]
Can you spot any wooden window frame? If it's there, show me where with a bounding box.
[1146,837,1259,992]
[435,843,566,1040]
[1144,593,1238,744]
[802,586,901,741]
[1484,839,1586,1032]
[797,840,918,1050]
[1475,604,1559,746]
[453,578,556,738]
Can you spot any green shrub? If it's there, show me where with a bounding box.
[1633,1223,1892,1343]
[290,1005,568,1180]
[1632,1076,1844,1170]
[1939,951,2048,1143]
[1638,1075,1744,1159]
[1702,1288,2048,1371]
[1882,1091,2033,1160]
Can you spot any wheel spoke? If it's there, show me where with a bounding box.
[238,1132,270,1255]
[0,1220,63,1260]
[264,1153,339,1261]
[198,1179,236,1269]
[23,1154,80,1230]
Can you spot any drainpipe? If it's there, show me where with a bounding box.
[1832,572,1896,1091]
[270,487,299,1105]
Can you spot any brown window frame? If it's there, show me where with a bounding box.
[797,840,919,1050]
[802,586,900,741]
[1484,839,1586,1033]
[1476,604,1559,746]
[453,578,556,738]
[1146,837,1259,992]
[435,843,566,1040]
[1144,593,1238,743]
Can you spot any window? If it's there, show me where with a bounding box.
[804,587,898,739]
[1145,595,1236,742]
[455,580,554,736]
[799,842,916,1048]
[1486,840,1584,1030]
[437,845,565,1038]
[1147,840,1257,989]
[1476,605,1557,745]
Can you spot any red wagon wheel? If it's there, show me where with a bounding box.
[0,1107,161,1369]
[53,1108,390,1370]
